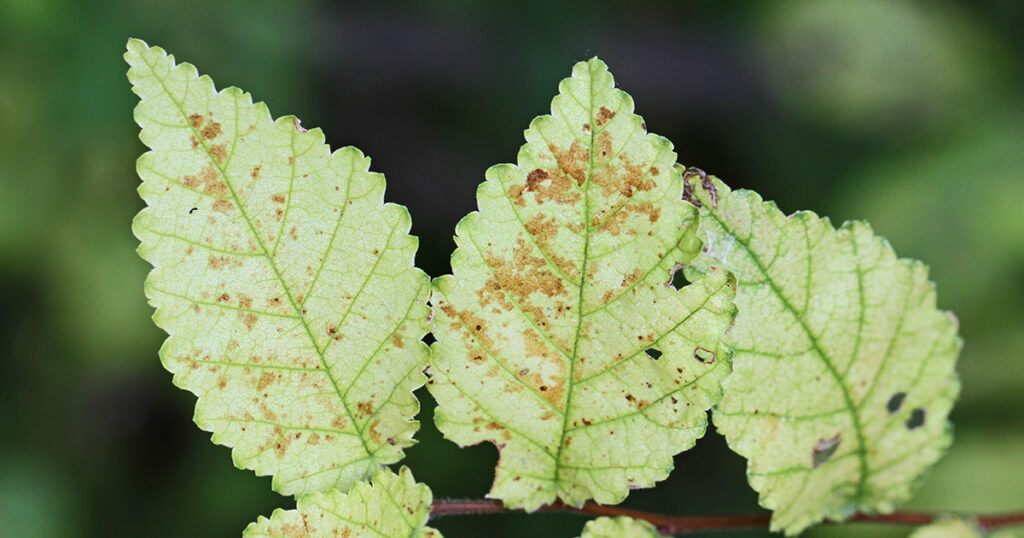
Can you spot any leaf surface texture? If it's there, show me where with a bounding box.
[428,59,737,510]
[127,39,430,496]
[580,516,664,538]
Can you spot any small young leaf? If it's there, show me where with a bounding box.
[244,467,441,537]
[126,39,430,496]
[428,59,737,510]
[580,516,664,538]
[682,171,961,534]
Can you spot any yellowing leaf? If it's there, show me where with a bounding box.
[682,171,961,534]
[580,516,664,538]
[126,39,430,496]
[427,59,737,510]
[245,467,441,538]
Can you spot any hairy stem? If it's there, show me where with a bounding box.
[430,499,1024,535]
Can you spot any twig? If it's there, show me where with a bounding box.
[430,499,1024,535]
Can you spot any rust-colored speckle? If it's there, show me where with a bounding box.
[550,141,589,186]
[209,144,227,163]
[200,120,222,140]
[272,194,286,204]
[289,226,298,240]
[331,416,348,430]
[238,295,253,309]
[212,199,234,214]
[182,175,200,189]
[274,434,292,458]
[308,433,321,445]
[508,184,527,207]
[368,418,383,444]
[242,313,257,330]
[524,213,558,246]
[257,371,275,392]
[596,106,616,126]
[356,401,374,416]
[199,166,228,196]
[217,293,231,303]
[391,333,404,349]
[251,166,261,179]
[188,113,204,128]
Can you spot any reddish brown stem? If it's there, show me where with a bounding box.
[430,499,1024,535]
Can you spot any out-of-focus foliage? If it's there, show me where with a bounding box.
[0,0,1021,537]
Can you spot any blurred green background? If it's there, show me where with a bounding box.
[1,0,1022,536]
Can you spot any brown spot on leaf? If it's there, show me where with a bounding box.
[356,401,374,416]
[368,418,383,444]
[209,144,227,163]
[199,166,228,196]
[238,295,253,309]
[212,199,234,214]
[331,416,348,430]
[596,106,616,126]
[308,433,321,445]
[526,169,549,190]
[272,194,286,204]
[242,313,257,330]
[274,434,292,458]
[188,113,204,128]
[217,293,231,303]
[391,333,404,349]
[200,120,222,140]
[550,141,589,186]
[257,371,276,391]
[251,166,261,179]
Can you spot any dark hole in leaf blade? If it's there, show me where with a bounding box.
[694,346,715,364]
[887,392,907,414]
[906,408,926,430]
[645,348,662,360]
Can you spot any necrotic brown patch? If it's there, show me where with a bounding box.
[209,144,227,163]
[596,106,616,126]
[212,199,234,214]
[201,120,222,140]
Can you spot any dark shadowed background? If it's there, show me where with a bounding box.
[1,1,1022,536]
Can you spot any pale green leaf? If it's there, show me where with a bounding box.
[910,517,981,538]
[245,467,441,538]
[682,172,961,534]
[427,59,737,510]
[126,39,430,496]
[580,516,664,538]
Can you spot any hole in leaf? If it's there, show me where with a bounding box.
[645,348,663,360]
[812,434,841,468]
[693,346,715,364]
[887,392,906,414]
[422,333,436,346]
[906,408,926,430]
[666,262,692,290]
